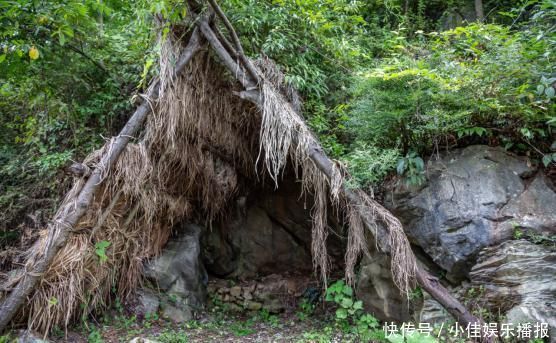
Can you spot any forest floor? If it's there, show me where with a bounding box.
[46,308,347,343]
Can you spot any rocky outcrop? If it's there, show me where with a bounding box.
[380,145,556,338]
[356,251,420,322]
[470,240,556,336]
[143,223,207,322]
[385,145,555,281]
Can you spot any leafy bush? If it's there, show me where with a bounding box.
[343,145,400,189]
[324,280,385,341]
[344,19,555,186]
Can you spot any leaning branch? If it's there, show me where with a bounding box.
[207,0,260,83]
[196,19,483,328]
[0,28,203,333]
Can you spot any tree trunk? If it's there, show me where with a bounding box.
[475,0,485,22]
[0,29,203,334]
[197,18,484,329]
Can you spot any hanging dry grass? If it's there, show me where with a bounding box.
[255,58,416,293]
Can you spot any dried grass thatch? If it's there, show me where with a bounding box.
[1,26,416,334]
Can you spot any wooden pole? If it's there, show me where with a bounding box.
[0,29,203,333]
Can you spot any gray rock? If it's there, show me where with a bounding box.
[356,251,420,322]
[144,223,207,309]
[498,174,556,237]
[244,301,263,311]
[129,338,160,343]
[231,206,312,278]
[262,298,284,314]
[16,331,50,343]
[385,145,547,281]
[419,292,451,325]
[470,240,556,338]
[418,282,468,325]
[161,302,192,323]
[136,288,160,315]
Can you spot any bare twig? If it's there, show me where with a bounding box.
[207,0,260,83]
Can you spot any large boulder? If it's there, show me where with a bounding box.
[384,145,556,281]
[470,240,556,338]
[144,223,207,311]
[356,251,420,322]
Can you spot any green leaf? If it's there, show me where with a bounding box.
[545,87,555,98]
[95,240,111,263]
[342,286,353,296]
[0,54,5,63]
[58,32,66,46]
[340,297,353,309]
[335,308,348,319]
[48,297,58,307]
[542,154,552,167]
[353,300,363,310]
[396,159,406,175]
[413,156,425,170]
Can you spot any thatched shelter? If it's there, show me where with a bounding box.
[0,2,481,335]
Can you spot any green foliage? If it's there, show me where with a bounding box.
[229,318,256,337]
[343,145,400,189]
[396,152,426,186]
[94,240,111,263]
[156,329,188,343]
[87,327,103,343]
[324,280,384,341]
[296,298,316,321]
[257,309,280,327]
[408,286,423,300]
[386,332,437,343]
[297,326,334,343]
[0,0,156,243]
[346,17,554,181]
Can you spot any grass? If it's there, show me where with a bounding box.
[53,305,350,343]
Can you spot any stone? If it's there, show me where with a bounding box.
[161,303,193,323]
[243,289,253,300]
[470,240,556,337]
[418,282,468,325]
[16,331,50,343]
[262,298,284,313]
[385,145,548,281]
[129,338,160,343]
[245,301,263,311]
[356,251,420,322]
[136,288,160,316]
[498,174,556,237]
[229,303,242,312]
[144,223,207,309]
[229,286,242,297]
[419,292,451,325]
